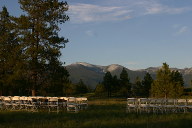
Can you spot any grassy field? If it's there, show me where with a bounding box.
[0,98,192,128]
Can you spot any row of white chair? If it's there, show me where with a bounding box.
[0,96,88,113]
[126,98,192,114]
[67,97,88,113]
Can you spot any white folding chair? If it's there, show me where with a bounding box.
[63,97,68,108]
[19,96,29,110]
[146,98,165,114]
[157,98,166,113]
[81,97,88,109]
[3,96,12,110]
[58,97,67,109]
[126,98,138,113]
[186,99,192,112]
[38,97,49,110]
[11,96,20,110]
[48,97,59,113]
[165,99,176,113]
[67,97,79,112]
[148,98,157,113]
[76,97,88,110]
[138,98,149,113]
[26,97,38,112]
[176,99,187,113]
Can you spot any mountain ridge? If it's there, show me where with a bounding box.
[66,62,192,89]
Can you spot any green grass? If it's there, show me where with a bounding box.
[1,99,192,128]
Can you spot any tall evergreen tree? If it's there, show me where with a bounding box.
[44,66,70,96]
[111,75,119,94]
[142,73,153,97]
[103,71,113,97]
[15,0,69,95]
[120,68,129,82]
[119,68,131,97]
[132,76,143,97]
[170,70,184,97]
[171,70,184,86]
[0,7,20,95]
[76,79,88,94]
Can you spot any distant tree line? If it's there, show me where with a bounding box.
[0,0,73,96]
[95,63,185,98]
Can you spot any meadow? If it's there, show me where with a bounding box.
[0,98,192,128]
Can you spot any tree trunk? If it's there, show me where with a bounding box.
[165,93,167,99]
[32,89,36,96]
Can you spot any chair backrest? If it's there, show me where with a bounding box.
[39,97,48,103]
[76,98,82,103]
[138,98,148,105]
[0,96,4,100]
[3,96,11,101]
[58,97,64,99]
[155,98,162,104]
[27,97,33,101]
[48,98,58,105]
[177,99,187,105]
[148,98,156,105]
[81,97,87,101]
[187,99,192,102]
[11,96,20,101]
[166,99,175,105]
[63,97,68,101]
[35,96,44,99]
[127,98,137,105]
[58,97,68,101]
[49,98,58,102]
[68,97,76,103]
[187,99,192,105]
[20,96,27,100]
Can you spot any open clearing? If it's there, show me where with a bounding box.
[0,98,192,128]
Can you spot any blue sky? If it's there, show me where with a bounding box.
[1,0,192,70]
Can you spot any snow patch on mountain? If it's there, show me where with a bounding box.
[106,64,123,72]
[76,62,103,69]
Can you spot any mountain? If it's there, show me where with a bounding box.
[66,62,192,89]
[66,62,104,89]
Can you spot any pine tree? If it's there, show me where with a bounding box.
[44,66,70,96]
[111,75,119,94]
[170,70,184,97]
[132,76,143,97]
[120,68,129,82]
[0,7,20,95]
[103,72,112,97]
[76,79,88,94]
[15,0,69,96]
[142,73,153,97]
[119,68,131,97]
[151,63,183,98]
[171,70,184,86]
